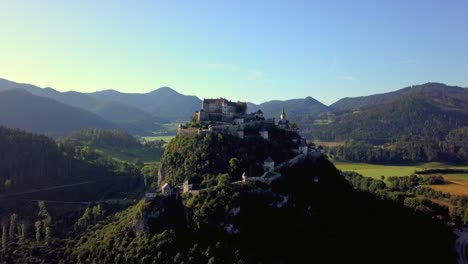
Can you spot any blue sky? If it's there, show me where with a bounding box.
[0,0,467,105]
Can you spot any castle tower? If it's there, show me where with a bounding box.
[280,107,286,121]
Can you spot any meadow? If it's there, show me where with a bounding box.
[335,161,468,195]
[141,123,178,143]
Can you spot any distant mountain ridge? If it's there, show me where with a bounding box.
[331,82,468,112]
[86,87,201,122]
[249,96,331,121]
[0,89,115,136]
[0,78,200,123]
[1,78,468,142]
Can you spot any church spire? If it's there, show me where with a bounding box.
[280,107,286,120]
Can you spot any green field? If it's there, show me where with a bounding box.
[335,161,468,195]
[141,135,176,143]
[141,123,178,143]
[334,161,468,179]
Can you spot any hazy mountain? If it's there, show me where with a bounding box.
[0,78,154,123]
[0,89,115,136]
[257,96,331,120]
[331,82,468,112]
[87,87,201,122]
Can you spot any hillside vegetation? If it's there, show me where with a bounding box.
[0,126,143,199]
[160,128,299,185]
[61,129,165,163]
[311,84,468,164]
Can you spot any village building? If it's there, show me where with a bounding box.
[161,183,173,196]
[318,145,325,154]
[259,128,269,140]
[145,188,157,201]
[183,178,201,195]
[263,156,275,172]
[237,126,245,139]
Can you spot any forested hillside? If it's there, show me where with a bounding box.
[0,126,143,198]
[160,127,299,185]
[331,82,468,111]
[311,85,468,164]
[61,129,165,162]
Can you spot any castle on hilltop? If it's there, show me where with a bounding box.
[177,98,292,139]
[198,98,264,123]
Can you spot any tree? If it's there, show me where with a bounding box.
[34,221,42,242]
[134,159,144,170]
[290,122,298,130]
[3,179,12,192]
[1,222,6,254]
[19,222,26,242]
[37,201,52,244]
[92,205,103,222]
[8,214,17,241]
[216,174,231,189]
[229,158,240,176]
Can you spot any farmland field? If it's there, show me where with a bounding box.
[428,174,468,196]
[334,161,468,179]
[335,161,468,195]
[142,135,175,143]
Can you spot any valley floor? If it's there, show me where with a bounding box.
[335,160,468,196]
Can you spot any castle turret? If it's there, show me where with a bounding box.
[280,107,286,121]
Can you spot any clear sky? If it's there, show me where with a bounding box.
[1,0,467,105]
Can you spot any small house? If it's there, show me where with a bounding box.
[234,118,244,125]
[263,157,275,172]
[318,145,325,154]
[145,188,157,201]
[259,129,269,140]
[161,183,172,196]
[237,126,245,139]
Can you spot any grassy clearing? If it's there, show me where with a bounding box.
[141,123,178,143]
[142,135,175,143]
[313,141,345,147]
[335,160,468,195]
[334,161,468,180]
[429,174,468,196]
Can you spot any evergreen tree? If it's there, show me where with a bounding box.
[8,214,17,241]
[34,221,42,242]
[1,222,7,254]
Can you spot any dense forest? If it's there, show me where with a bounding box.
[327,126,468,164]
[308,86,468,164]
[0,126,143,198]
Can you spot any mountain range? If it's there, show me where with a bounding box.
[0,78,467,140]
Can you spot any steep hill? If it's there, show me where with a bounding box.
[313,96,468,143]
[87,87,201,122]
[0,90,115,136]
[331,82,468,112]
